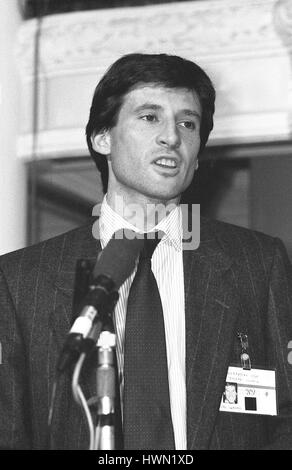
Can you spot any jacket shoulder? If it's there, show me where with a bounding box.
[0,220,95,278]
[200,217,284,264]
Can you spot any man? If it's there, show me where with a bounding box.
[0,53,292,450]
[223,383,238,405]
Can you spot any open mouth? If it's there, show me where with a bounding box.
[154,157,178,169]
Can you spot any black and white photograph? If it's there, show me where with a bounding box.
[0,0,291,452]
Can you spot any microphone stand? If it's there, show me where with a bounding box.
[95,323,116,449]
[59,258,123,450]
[69,288,119,450]
[94,292,119,450]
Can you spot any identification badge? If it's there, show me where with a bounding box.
[219,366,277,415]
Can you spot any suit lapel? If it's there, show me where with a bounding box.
[51,221,101,346]
[184,217,241,449]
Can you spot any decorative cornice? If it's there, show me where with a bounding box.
[274,0,292,49]
[17,110,290,160]
[16,0,292,159]
[17,0,283,80]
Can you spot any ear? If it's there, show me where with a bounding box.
[91,130,111,156]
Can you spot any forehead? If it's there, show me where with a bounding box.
[119,84,201,115]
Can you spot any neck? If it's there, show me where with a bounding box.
[106,191,180,231]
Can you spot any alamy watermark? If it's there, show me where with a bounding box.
[91,196,200,250]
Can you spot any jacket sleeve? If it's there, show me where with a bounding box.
[0,265,32,449]
[265,238,292,449]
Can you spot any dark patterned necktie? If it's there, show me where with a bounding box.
[123,234,175,449]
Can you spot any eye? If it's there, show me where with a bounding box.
[178,121,196,130]
[141,114,157,122]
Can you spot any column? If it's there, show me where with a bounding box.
[274,0,292,126]
[0,0,26,255]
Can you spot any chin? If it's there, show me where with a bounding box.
[146,191,181,203]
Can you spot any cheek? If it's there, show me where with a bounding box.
[184,165,197,187]
[110,138,144,178]
[112,130,149,165]
[184,141,200,167]
[112,127,141,155]
[182,144,200,181]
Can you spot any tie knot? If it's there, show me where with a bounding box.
[141,231,164,259]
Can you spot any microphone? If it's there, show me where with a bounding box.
[57,229,144,372]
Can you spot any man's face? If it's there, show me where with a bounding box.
[98,85,201,205]
[225,385,237,404]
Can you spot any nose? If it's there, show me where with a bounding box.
[156,120,181,149]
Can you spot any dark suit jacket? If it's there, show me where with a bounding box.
[0,217,292,449]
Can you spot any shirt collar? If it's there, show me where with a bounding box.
[99,195,182,251]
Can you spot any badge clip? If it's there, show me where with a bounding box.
[237,332,251,370]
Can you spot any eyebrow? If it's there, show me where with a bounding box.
[134,103,161,113]
[133,103,201,119]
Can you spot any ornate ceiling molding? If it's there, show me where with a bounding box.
[17,111,290,161]
[17,0,284,80]
[16,0,292,159]
[274,0,292,49]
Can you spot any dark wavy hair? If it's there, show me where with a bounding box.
[85,53,216,193]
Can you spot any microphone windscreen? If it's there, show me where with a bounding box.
[93,229,144,289]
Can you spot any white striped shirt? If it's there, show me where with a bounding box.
[99,196,186,450]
